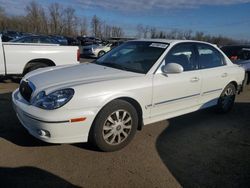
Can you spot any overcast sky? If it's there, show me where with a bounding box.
[1,0,250,39]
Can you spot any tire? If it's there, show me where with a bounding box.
[246,72,249,85]
[243,72,248,88]
[90,99,138,152]
[216,83,236,113]
[24,63,48,75]
[98,51,105,57]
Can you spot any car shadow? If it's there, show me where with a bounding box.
[0,92,98,151]
[156,102,250,187]
[0,77,21,84]
[0,166,80,188]
[0,92,54,147]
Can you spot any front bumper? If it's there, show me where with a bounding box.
[12,89,97,144]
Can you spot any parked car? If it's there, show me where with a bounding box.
[221,45,250,85]
[64,36,79,46]
[0,30,22,41]
[10,35,60,45]
[0,37,80,76]
[77,36,102,46]
[50,35,68,45]
[82,41,123,58]
[12,40,245,152]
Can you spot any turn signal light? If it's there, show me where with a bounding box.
[70,117,86,123]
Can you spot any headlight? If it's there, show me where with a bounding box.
[32,88,74,110]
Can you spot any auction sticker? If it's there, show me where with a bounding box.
[150,43,168,49]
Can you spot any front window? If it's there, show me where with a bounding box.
[164,43,197,71]
[95,41,168,74]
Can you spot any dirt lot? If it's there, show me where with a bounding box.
[0,66,250,187]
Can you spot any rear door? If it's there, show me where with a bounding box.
[197,43,229,107]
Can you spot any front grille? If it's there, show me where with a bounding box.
[19,80,33,102]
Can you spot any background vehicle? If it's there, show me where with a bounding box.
[221,45,250,84]
[0,30,22,41]
[12,40,245,152]
[0,37,80,76]
[77,36,102,46]
[50,35,68,45]
[82,41,123,58]
[10,35,60,45]
[63,36,79,46]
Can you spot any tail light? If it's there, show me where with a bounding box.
[230,56,238,61]
[77,49,80,62]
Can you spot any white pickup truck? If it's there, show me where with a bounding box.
[0,37,80,76]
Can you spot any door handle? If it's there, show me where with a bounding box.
[221,73,228,78]
[190,77,200,82]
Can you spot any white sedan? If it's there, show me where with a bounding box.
[82,43,114,58]
[12,40,245,151]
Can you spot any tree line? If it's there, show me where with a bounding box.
[0,1,124,39]
[0,1,248,45]
[136,24,249,46]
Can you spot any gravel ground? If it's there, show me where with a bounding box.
[0,64,249,187]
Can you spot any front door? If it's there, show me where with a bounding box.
[151,43,201,119]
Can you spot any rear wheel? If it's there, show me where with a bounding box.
[216,83,236,113]
[90,100,138,152]
[24,62,49,75]
[98,51,105,57]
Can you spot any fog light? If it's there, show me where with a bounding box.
[37,129,50,137]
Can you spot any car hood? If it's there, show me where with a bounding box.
[24,63,142,93]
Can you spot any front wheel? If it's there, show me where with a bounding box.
[216,83,236,113]
[90,100,138,152]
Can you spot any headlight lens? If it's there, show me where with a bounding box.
[32,88,74,110]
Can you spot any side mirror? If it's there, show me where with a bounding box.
[162,63,184,74]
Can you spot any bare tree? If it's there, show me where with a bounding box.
[80,17,88,36]
[63,7,77,36]
[102,23,111,39]
[111,26,124,38]
[25,1,48,34]
[159,31,166,39]
[194,31,205,41]
[183,30,193,40]
[136,24,144,38]
[0,6,6,30]
[49,3,64,35]
[91,15,102,38]
[150,27,157,38]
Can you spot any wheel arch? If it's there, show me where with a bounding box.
[117,97,144,131]
[229,80,238,89]
[23,58,56,75]
[93,96,144,132]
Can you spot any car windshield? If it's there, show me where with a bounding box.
[95,41,168,74]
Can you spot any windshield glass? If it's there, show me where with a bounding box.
[95,41,168,74]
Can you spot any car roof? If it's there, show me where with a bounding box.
[132,39,214,45]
